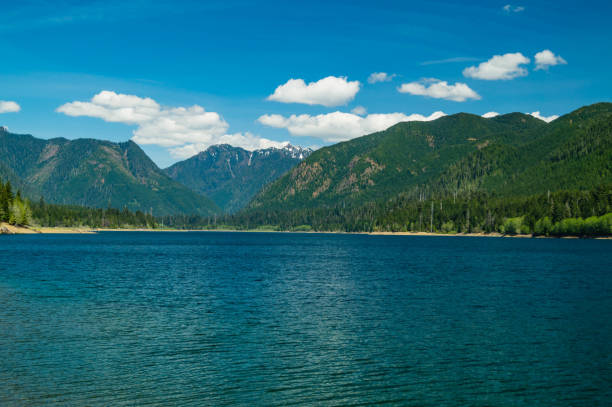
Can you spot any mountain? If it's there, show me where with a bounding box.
[165,144,312,212]
[248,103,612,211]
[0,128,219,216]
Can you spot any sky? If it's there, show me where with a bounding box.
[0,0,611,167]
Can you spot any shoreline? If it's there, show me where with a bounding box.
[2,223,609,239]
[1,222,96,234]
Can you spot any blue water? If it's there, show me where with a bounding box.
[1,232,611,406]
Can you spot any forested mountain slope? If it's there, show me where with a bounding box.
[0,129,219,216]
[249,103,611,211]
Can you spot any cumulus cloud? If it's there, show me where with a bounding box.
[367,72,395,84]
[482,112,500,118]
[266,76,360,107]
[57,91,229,147]
[503,4,524,12]
[169,133,289,159]
[258,111,446,142]
[534,50,567,70]
[351,105,367,115]
[0,100,21,113]
[529,111,558,123]
[397,79,480,102]
[57,91,286,156]
[463,52,530,80]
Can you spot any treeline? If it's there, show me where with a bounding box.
[370,184,612,236]
[502,214,612,237]
[31,200,157,228]
[3,175,610,237]
[0,179,33,226]
[1,178,157,229]
[164,185,612,237]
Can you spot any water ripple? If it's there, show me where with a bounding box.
[1,232,611,406]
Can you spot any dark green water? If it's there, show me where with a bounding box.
[0,232,610,406]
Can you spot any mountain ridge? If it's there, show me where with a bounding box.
[248,103,611,212]
[1,103,609,218]
[0,128,219,216]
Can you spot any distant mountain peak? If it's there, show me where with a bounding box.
[202,142,311,152]
[279,144,314,159]
[196,143,313,161]
[165,142,312,212]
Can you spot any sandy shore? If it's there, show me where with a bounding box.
[0,222,95,234]
[369,231,507,237]
[1,223,609,239]
[94,228,197,232]
[36,227,96,234]
[0,222,40,234]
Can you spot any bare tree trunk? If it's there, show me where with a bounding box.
[430,201,434,232]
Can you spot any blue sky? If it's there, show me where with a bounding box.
[0,0,611,167]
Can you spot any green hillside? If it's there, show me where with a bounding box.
[249,103,612,211]
[434,103,612,196]
[0,129,219,216]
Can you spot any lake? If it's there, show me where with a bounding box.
[1,232,611,405]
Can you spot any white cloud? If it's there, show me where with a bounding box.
[367,72,395,84]
[0,100,21,113]
[482,111,500,118]
[132,107,230,147]
[258,111,446,142]
[463,52,530,80]
[398,80,480,102]
[529,111,558,123]
[169,133,289,159]
[267,76,360,107]
[57,91,286,156]
[351,105,367,115]
[58,91,229,147]
[503,4,524,12]
[534,50,567,70]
